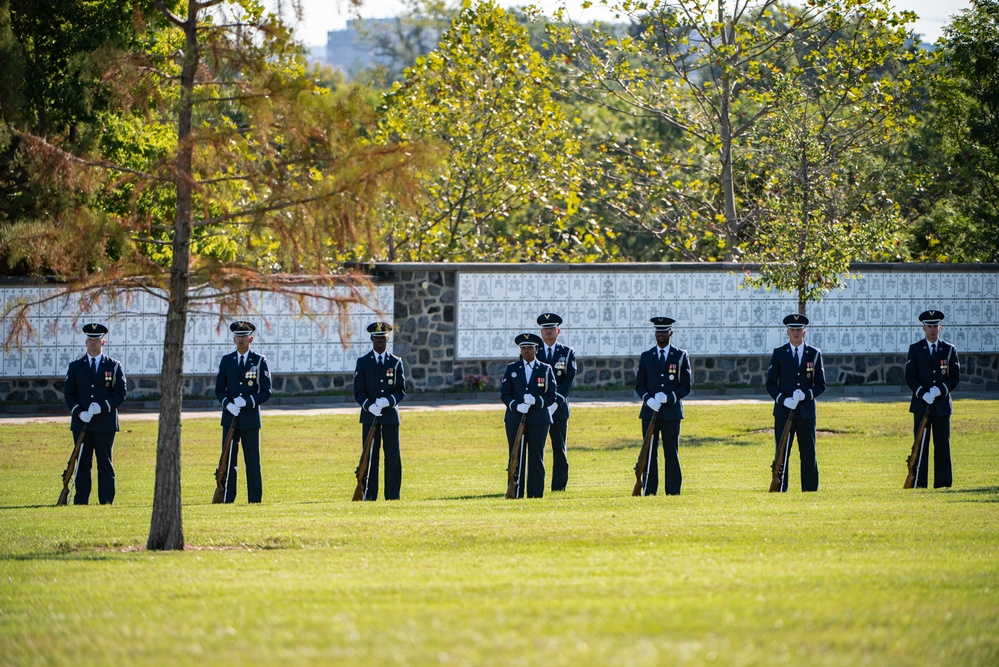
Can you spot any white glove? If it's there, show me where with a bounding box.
[655,392,668,404]
[792,389,806,402]
[923,392,935,405]
[88,402,102,415]
[522,394,536,406]
[234,396,247,408]
[516,402,531,414]
[783,398,798,410]
[368,404,383,417]
[375,397,390,409]
[929,386,941,398]
[79,410,93,423]
[227,403,241,416]
[548,403,557,417]
[646,397,662,412]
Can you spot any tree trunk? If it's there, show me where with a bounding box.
[718,0,738,258]
[147,2,199,551]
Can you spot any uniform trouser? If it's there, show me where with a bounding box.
[506,422,549,499]
[548,419,569,491]
[773,415,818,492]
[640,417,682,496]
[220,428,262,503]
[912,413,952,488]
[359,423,402,501]
[72,428,115,505]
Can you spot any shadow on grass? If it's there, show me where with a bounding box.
[0,551,120,562]
[946,486,999,502]
[0,504,62,510]
[575,435,759,451]
[439,492,506,501]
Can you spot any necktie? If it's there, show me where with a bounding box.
[930,343,936,356]
[238,355,245,373]
[90,357,97,375]
[659,349,665,364]
[794,347,799,365]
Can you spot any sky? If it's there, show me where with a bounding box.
[280,0,973,47]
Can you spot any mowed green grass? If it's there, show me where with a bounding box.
[1,401,997,667]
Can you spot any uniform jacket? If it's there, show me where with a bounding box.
[905,338,960,417]
[354,350,407,425]
[635,345,691,421]
[64,354,127,432]
[215,350,272,429]
[766,343,826,419]
[538,342,576,421]
[500,359,557,426]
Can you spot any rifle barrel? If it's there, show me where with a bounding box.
[57,423,89,506]
[353,416,380,501]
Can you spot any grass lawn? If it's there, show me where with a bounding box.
[1,401,997,666]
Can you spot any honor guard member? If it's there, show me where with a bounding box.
[63,323,127,505]
[500,333,557,498]
[214,321,272,503]
[353,322,407,500]
[766,314,826,492]
[537,313,577,491]
[905,310,961,488]
[635,317,692,496]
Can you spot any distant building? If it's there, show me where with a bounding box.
[325,19,395,78]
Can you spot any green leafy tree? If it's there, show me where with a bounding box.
[744,3,929,312]
[902,0,999,262]
[547,0,919,262]
[2,0,428,550]
[375,0,592,262]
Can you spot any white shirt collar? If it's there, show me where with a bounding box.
[657,344,671,358]
[87,353,103,366]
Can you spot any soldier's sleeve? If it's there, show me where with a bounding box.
[766,350,781,402]
[904,344,924,397]
[561,348,577,402]
[353,357,371,410]
[635,353,650,401]
[64,362,81,415]
[108,361,127,411]
[673,351,692,404]
[251,355,272,408]
[541,366,557,408]
[810,350,826,399]
[500,365,517,410]
[215,357,229,407]
[942,346,960,395]
[388,357,406,406]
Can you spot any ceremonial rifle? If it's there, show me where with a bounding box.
[904,405,933,489]
[769,407,797,493]
[212,416,239,504]
[57,423,88,506]
[353,415,380,501]
[506,412,528,499]
[633,408,662,496]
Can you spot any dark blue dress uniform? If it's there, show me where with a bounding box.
[537,316,577,491]
[353,349,407,500]
[214,349,272,503]
[64,352,127,505]
[905,310,960,488]
[635,343,692,496]
[766,336,827,493]
[500,335,558,499]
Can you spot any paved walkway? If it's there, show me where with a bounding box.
[3,391,995,425]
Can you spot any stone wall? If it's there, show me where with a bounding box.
[2,262,998,405]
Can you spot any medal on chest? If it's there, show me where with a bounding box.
[104,371,113,387]
[806,361,814,378]
[940,358,948,376]
[668,363,677,381]
[386,365,395,385]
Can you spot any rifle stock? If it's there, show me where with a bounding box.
[212,417,239,504]
[506,413,529,499]
[57,424,88,506]
[353,416,380,501]
[769,407,797,493]
[633,409,662,496]
[904,407,933,489]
